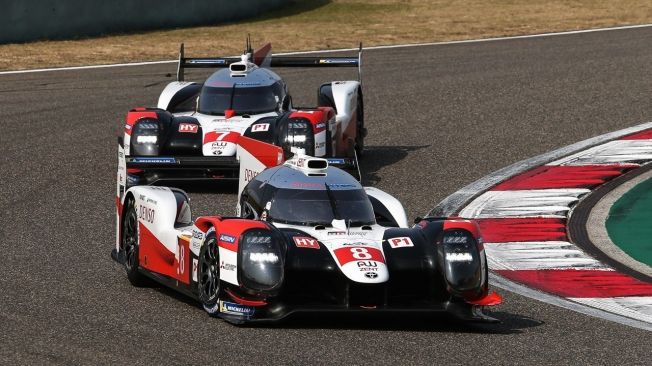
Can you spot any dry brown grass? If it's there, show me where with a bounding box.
[1,0,651,71]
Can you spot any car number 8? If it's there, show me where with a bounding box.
[350,247,372,259]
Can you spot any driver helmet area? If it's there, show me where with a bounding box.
[197,68,289,116]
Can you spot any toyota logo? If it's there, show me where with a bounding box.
[364,272,378,279]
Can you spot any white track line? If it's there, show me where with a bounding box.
[1,23,651,75]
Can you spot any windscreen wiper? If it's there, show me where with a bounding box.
[324,183,341,220]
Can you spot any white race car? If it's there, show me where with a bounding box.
[121,39,365,187]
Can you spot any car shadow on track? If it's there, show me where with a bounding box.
[151,285,541,334]
[359,145,430,186]
[268,311,543,335]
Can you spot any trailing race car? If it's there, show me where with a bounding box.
[122,38,365,187]
[112,138,502,324]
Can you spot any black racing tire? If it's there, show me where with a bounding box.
[354,87,365,159]
[198,230,222,315]
[122,196,148,287]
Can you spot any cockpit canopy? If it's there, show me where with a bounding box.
[247,166,376,227]
[197,68,286,116]
[268,186,376,226]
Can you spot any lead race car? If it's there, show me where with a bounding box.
[123,38,365,186]
[112,138,502,324]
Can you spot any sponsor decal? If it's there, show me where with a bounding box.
[251,123,270,132]
[191,229,204,252]
[178,123,198,133]
[211,141,228,155]
[327,231,368,237]
[219,300,255,316]
[192,259,198,282]
[220,261,236,271]
[315,122,326,129]
[188,58,226,65]
[319,58,357,64]
[291,182,322,189]
[125,124,132,130]
[446,252,474,262]
[138,205,155,223]
[365,272,378,279]
[293,236,320,249]
[243,168,260,183]
[219,234,236,244]
[327,183,357,189]
[357,260,379,272]
[326,158,346,165]
[131,157,176,164]
[388,237,414,249]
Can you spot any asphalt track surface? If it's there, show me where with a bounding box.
[2,27,652,365]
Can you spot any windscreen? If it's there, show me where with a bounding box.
[197,84,281,115]
[268,187,375,226]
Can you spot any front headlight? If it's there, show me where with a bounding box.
[131,119,160,155]
[438,229,482,294]
[238,229,285,293]
[280,119,314,157]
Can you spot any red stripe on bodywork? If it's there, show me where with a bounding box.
[476,218,567,243]
[443,219,481,238]
[497,269,652,298]
[125,109,158,136]
[621,129,652,140]
[492,165,635,190]
[193,217,270,253]
[290,107,333,133]
[203,131,240,144]
[239,135,285,167]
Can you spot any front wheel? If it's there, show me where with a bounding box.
[122,197,148,286]
[198,230,221,315]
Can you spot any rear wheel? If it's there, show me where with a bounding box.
[198,230,221,315]
[122,197,148,286]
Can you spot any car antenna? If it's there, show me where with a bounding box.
[245,34,253,59]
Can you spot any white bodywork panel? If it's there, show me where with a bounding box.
[116,143,127,251]
[157,81,198,110]
[123,186,190,259]
[364,187,409,228]
[331,80,360,136]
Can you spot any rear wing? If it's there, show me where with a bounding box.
[177,42,363,83]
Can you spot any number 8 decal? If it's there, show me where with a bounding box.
[351,247,371,259]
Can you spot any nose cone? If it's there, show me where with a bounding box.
[331,245,389,284]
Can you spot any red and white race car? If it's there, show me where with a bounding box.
[112,138,502,324]
[122,39,365,187]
